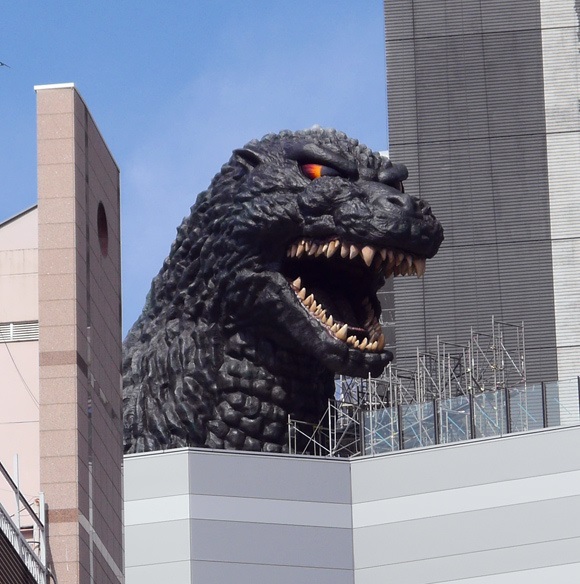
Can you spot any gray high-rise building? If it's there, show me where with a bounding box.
[384,0,580,384]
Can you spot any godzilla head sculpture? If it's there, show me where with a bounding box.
[123,128,443,453]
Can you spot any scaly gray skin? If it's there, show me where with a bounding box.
[122,128,444,453]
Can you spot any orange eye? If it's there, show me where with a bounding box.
[301,164,341,180]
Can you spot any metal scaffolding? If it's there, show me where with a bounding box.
[289,318,535,457]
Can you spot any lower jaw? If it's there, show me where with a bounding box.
[317,340,393,378]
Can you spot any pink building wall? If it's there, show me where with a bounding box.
[36,83,123,584]
[0,83,124,584]
[0,207,40,518]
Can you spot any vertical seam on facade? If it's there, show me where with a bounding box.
[477,0,505,319]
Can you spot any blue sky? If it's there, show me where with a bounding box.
[1,1,388,334]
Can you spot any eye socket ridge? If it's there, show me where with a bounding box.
[301,163,342,180]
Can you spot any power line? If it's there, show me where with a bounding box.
[0,338,39,408]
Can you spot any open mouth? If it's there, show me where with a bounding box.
[281,237,426,353]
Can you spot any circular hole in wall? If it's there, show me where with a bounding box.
[97,202,109,257]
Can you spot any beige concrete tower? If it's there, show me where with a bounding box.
[36,84,123,584]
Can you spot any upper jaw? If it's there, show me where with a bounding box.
[286,237,427,278]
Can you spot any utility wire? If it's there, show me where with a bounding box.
[0,334,39,408]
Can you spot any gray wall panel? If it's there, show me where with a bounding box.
[353,470,580,528]
[191,560,354,584]
[125,519,191,568]
[351,426,580,503]
[353,497,580,569]
[186,449,351,503]
[355,539,580,584]
[124,450,190,501]
[384,39,418,144]
[187,492,351,528]
[126,562,191,584]
[189,519,353,569]
[481,0,542,32]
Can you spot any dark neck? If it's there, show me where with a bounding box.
[206,331,334,452]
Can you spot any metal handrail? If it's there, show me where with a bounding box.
[288,376,580,458]
[0,459,47,584]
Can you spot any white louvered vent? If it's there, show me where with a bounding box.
[0,321,39,343]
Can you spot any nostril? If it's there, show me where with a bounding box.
[387,196,405,207]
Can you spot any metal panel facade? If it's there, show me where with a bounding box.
[124,449,354,584]
[350,426,580,582]
[385,0,580,383]
[124,427,580,583]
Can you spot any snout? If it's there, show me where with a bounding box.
[358,181,444,258]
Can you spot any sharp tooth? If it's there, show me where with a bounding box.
[304,241,311,252]
[406,254,413,268]
[396,252,404,266]
[353,339,360,349]
[331,322,340,333]
[415,258,426,277]
[377,333,385,351]
[304,294,314,307]
[321,313,328,324]
[347,335,356,345]
[327,240,339,258]
[292,277,302,289]
[387,250,395,266]
[288,245,296,257]
[315,307,324,317]
[361,246,376,267]
[340,243,349,258]
[380,249,387,261]
[315,244,326,257]
[359,338,368,350]
[326,315,334,327]
[369,340,378,351]
[309,243,318,256]
[296,242,305,257]
[310,300,318,312]
[336,324,348,340]
[298,287,307,300]
[349,245,360,260]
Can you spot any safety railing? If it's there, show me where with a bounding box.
[289,377,580,457]
[0,459,47,584]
